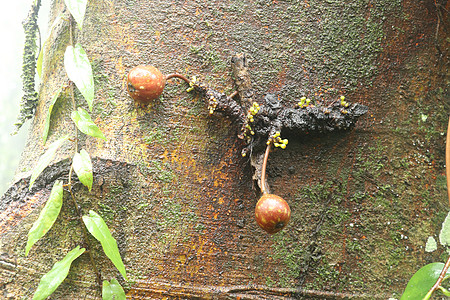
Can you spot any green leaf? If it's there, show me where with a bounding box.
[82,210,128,281]
[71,107,106,140]
[425,236,437,253]
[30,136,70,190]
[73,149,93,191]
[102,278,126,300]
[400,262,450,300]
[64,0,88,31]
[32,246,85,300]
[42,86,63,143]
[64,43,94,110]
[440,211,450,247]
[25,181,63,256]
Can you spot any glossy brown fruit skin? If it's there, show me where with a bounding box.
[127,65,166,103]
[255,193,291,234]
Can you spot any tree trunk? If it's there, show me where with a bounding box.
[1,0,449,299]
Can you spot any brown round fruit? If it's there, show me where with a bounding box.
[127,65,166,103]
[255,193,291,234]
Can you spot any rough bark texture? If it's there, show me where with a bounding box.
[1,0,449,299]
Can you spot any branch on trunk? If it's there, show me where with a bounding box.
[188,53,368,192]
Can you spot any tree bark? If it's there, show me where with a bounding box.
[1,0,449,299]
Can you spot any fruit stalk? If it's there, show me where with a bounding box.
[166,73,190,84]
[254,139,291,234]
[260,143,271,194]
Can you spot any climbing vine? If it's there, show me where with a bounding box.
[23,0,126,299]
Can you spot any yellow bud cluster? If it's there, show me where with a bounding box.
[267,131,288,149]
[208,96,218,115]
[250,102,260,115]
[242,102,260,138]
[245,124,255,135]
[298,96,311,108]
[247,102,261,123]
[186,76,197,92]
[340,95,349,108]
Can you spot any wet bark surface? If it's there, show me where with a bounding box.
[1,0,449,299]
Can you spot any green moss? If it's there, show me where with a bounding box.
[187,46,229,86]
[155,196,198,247]
[269,180,339,288]
[205,50,227,73]
[223,1,247,15]
[194,223,205,233]
[150,161,176,183]
[109,185,124,195]
[137,160,176,185]
[268,133,427,293]
[312,259,341,286]
[184,1,401,99]
[136,202,149,210]
[253,0,402,98]
[353,140,386,180]
[346,239,362,252]
[270,231,307,287]
[90,59,118,118]
[98,202,115,221]
[436,175,447,191]
[265,276,275,288]
[143,128,165,144]
[326,204,351,225]
[142,121,181,146]
[157,200,182,231]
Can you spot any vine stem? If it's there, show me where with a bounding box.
[260,143,271,194]
[426,115,450,297]
[166,73,190,83]
[67,168,102,289]
[426,256,450,299]
[67,17,102,292]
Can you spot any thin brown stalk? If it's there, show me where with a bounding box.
[229,90,238,99]
[166,73,190,83]
[427,256,450,297]
[260,143,271,194]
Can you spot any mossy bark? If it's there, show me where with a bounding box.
[1,0,449,299]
